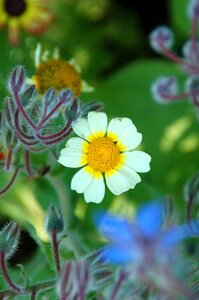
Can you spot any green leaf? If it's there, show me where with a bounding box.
[169,0,190,36]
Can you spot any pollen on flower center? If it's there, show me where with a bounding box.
[33,59,82,96]
[4,0,26,16]
[86,137,121,173]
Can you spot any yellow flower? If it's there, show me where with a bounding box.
[0,0,53,45]
[31,44,94,97]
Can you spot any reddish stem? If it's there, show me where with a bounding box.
[13,90,37,132]
[31,290,37,300]
[5,148,13,172]
[37,99,66,130]
[0,167,20,195]
[36,119,72,141]
[14,110,35,140]
[191,15,198,47]
[110,270,127,300]
[24,150,33,176]
[158,42,198,72]
[43,128,73,145]
[0,251,21,293]
[51,230,61,274]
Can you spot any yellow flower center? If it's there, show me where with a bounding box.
[86,137,121,173]
[33,59,82,96]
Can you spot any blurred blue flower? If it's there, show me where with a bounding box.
[96,201,193,265]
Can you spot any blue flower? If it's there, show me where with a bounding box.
[96,201,193,265]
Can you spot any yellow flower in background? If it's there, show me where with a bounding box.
[58,111,151,203]
[32,44,94,97]
[0,0,53,45]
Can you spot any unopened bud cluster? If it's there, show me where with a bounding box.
[149,0,199,108]
[0,66,103,192]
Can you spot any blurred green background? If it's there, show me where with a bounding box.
[0,0,199,298]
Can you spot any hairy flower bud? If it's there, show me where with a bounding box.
[81,101,104,117]
[151,76,178,103]
[0,222,20,259]
[10,66,25,93]
[186,75,199,92]
[5,130,18,149]
[187,0,199,19]
[149,26,174,52]
[184,173,199,203]
[45,205,64,234]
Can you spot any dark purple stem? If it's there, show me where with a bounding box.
[13,90,37,132]
[0,251,21,293]
[31,290,37,300]
[110,270,127,300]
[51,230,61,274]
[43,128,73,145]
[14,110,35,140]
[36,119,72,141]
[24,150,33,176]
[191,15,198,49]
[160,90,199,101]
[187,194,199,235]
[5,148,13,172]
[158,42,198,72]
[0,167,20,195]
[37,99,66,130]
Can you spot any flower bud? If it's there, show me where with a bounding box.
[185,75,199,92]
[65,98,82,122]
[187,0,199,19]
[10,66,25,93]
[5,130,18,149]
[20,84,37,107]
[184,173,199,203]
[151,76,178,103]
[81,101,104,117]
[149,26,174,52]
[45,205,64,234]
[0,222,20,259]
[182,40,199,62]
[58,89,74,105]
[185,76,199,102]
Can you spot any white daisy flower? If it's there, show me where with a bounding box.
[58,112,151,204]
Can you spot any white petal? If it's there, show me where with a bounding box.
[105,171,131,195]
[105,166,141,195]
[119,165,141,187]
[88,111,108,137]
[107,118,132,141]
[66,137,87,152]
[81,80,94,92]
[35,43,41,67]
[125,150,151,173]
[84,175,105,203]
[71,167,93,193]
[107,117,142,150]
[72,118,92,140]
[58,148,84,168]
[117,125,142,150]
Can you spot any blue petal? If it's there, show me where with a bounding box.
[161,222,197,247]
[103,246,137,264]
[135,201,164,237]
[95,212,133,244]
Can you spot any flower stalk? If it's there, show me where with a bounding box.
[0,251,22,294]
